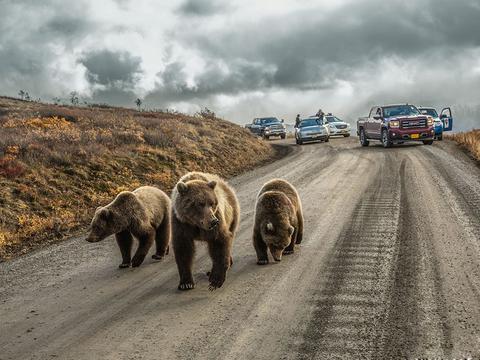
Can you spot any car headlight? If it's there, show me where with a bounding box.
[390,120,400,128]
[265,126,270,131]
[427,117,434,126]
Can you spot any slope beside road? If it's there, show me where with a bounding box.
[1,137,479,359]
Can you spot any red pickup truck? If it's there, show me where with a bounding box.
[357,104,435,148]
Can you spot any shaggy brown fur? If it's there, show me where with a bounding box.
[171,172,240,290]
[253,179,303,264]
[86,186,171,268]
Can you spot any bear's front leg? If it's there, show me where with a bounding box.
[116,231,133,268]
[253,229,269,265]
[131,229,155,267]
[207,236,231,290]
[172,217,196,290]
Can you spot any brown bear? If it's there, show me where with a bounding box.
[253,179,303,264]
[86,186,171,268]
[171,172,240,290]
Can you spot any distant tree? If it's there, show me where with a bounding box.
[135,98,142,111]
[52,97,61,105]
[70,91,79,106]
[18,90,25,100]
[24,92,31,101]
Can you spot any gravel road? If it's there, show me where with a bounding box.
[1,137,479,359]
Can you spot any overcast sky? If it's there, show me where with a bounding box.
[1,0,480,129]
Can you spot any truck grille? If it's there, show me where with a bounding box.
[401,119,427,129]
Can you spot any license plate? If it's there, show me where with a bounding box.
[411,133,419,139]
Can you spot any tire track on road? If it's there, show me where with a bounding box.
[298,157,402,359]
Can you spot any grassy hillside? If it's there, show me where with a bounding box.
[0,97,276,260]
[446,129,480,161]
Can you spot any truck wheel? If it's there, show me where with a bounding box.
[423,140,434,145]
[437,134,443,141]
[343,134,350,137]
[280,134,286,139]
[381,129,392,148]
[296,138,303,145]
[263,135,270,140]
[359,128,369,147]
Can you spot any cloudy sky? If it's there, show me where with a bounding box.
[1,0,480,128]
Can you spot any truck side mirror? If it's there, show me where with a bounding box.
[373,115,382,120]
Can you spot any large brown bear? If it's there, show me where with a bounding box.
[253,179,303,264]
[171,172,240,290]
[86,186,171,268]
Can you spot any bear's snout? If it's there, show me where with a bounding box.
[208,217,219,230]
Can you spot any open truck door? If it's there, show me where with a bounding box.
[440,107,453,131]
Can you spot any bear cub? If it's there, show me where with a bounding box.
[171,172,240,290]
[253,179,303,264]
[86,186,171,268]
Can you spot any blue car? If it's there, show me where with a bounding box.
[418,107,454,141]
[295,117,330,145]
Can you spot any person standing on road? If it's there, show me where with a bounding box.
[295,114,301,128]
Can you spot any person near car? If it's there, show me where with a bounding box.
[295,114,301,128]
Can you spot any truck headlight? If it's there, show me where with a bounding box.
[390,120,400,128]
[427,117,434,126]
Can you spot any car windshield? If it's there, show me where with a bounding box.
[383,105,420,118]
[326,116,343,123]
[260,117,280,125]
[299,119,320,128]
[419,108,438,117]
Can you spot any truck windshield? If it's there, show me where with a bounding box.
[260,118,280,124]
[299,119,320,127]
[419,108,438,117]
[383,105,420,118]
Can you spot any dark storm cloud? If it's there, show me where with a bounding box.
[80,50,142,87]
[146,60,275,103]
[0,0,97,96]
[177,0,228,16]
[174,0,480,91]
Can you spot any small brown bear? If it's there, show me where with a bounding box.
[86,186,171,268]
[253,179,303,264]
[171,172,240,290]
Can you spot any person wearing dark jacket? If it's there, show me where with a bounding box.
[295,114,301,128]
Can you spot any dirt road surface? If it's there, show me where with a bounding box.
[1,137,479,359]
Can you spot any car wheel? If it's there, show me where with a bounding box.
[296,138,303,145]
[423,140,434,145]
[343,134,350,137]
[280,134,286,139]
[438,134,443,141]
[359,128,369,147]
[324,136,330,143]
[381,129,392,148]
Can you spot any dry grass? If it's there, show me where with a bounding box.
[446,129,480,161]
[0,97,275,260]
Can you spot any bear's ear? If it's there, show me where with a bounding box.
[266,222,274,233]
[289,226,295,236]
[207,181,217,189]
[177,182,188,194]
